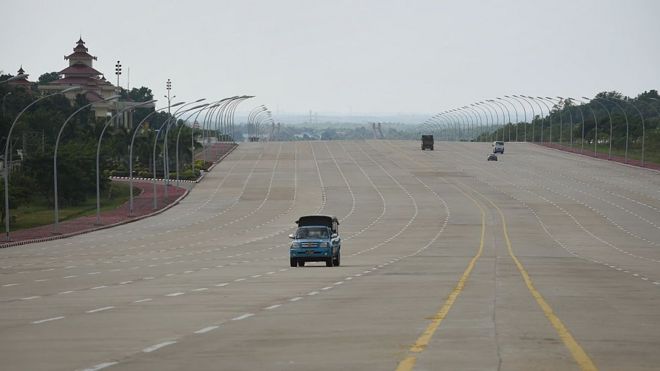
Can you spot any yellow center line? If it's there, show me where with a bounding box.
[382,141,597,370]
[395,182,487,371]
[467,184,598,371]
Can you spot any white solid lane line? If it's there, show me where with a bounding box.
[142,341,177,353]
[86,306,114,314]
[32,316,65,324]
[194,325,219,334]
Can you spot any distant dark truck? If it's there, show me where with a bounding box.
[421,135,434,150]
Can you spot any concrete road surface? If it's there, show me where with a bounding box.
[1,140,659,371]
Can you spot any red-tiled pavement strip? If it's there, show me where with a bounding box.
[0,142,238,248]
[537,142,660,171]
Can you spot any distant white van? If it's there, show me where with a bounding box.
[492,141,504,154]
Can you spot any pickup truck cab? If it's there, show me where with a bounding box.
[289,215,341,267]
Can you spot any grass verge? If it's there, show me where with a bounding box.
[10,182,134,231]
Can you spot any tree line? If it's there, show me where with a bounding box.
[0,72,201,224]
[476,90,660,162]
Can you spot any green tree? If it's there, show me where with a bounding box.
[38,72,60,84]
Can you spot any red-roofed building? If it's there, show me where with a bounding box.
[7,66,34,89]
[40,38,153,127]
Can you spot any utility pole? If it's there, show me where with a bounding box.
[115,60,122,127]
[163,79,173,200]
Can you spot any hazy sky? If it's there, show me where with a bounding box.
[2,0,659,116]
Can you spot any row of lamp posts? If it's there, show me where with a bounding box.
[421,95,657,167]
[1,74,255,240]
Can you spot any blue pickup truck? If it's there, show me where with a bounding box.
[289,215,341,267]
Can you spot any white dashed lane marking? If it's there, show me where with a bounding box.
[194,325,220,334]
[32,316,65,324]
[232,313,254,321]
[142,341,177,353]
[82,361,118,371]
[86,306,114,314]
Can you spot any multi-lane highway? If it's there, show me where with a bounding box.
[1,140,659,371]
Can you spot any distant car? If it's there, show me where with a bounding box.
[487,153,498,161]
[492,141,504,154]
[421,135,434,150]
[289,215,341,267]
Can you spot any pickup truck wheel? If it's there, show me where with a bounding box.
[298,260,305,267]
[290,258,296,267]
[334,253,341,267]
[326,258,334,267]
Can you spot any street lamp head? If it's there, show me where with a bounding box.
[137,99,158,107]
[189,103,209,110]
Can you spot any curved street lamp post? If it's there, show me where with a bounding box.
[585,97,615,159]
[96,99,157,224]
[4,85,81,240]
[53,94,120,232]
[176,104,212,186]
[152,101,206,209]
[128,102,185,215]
